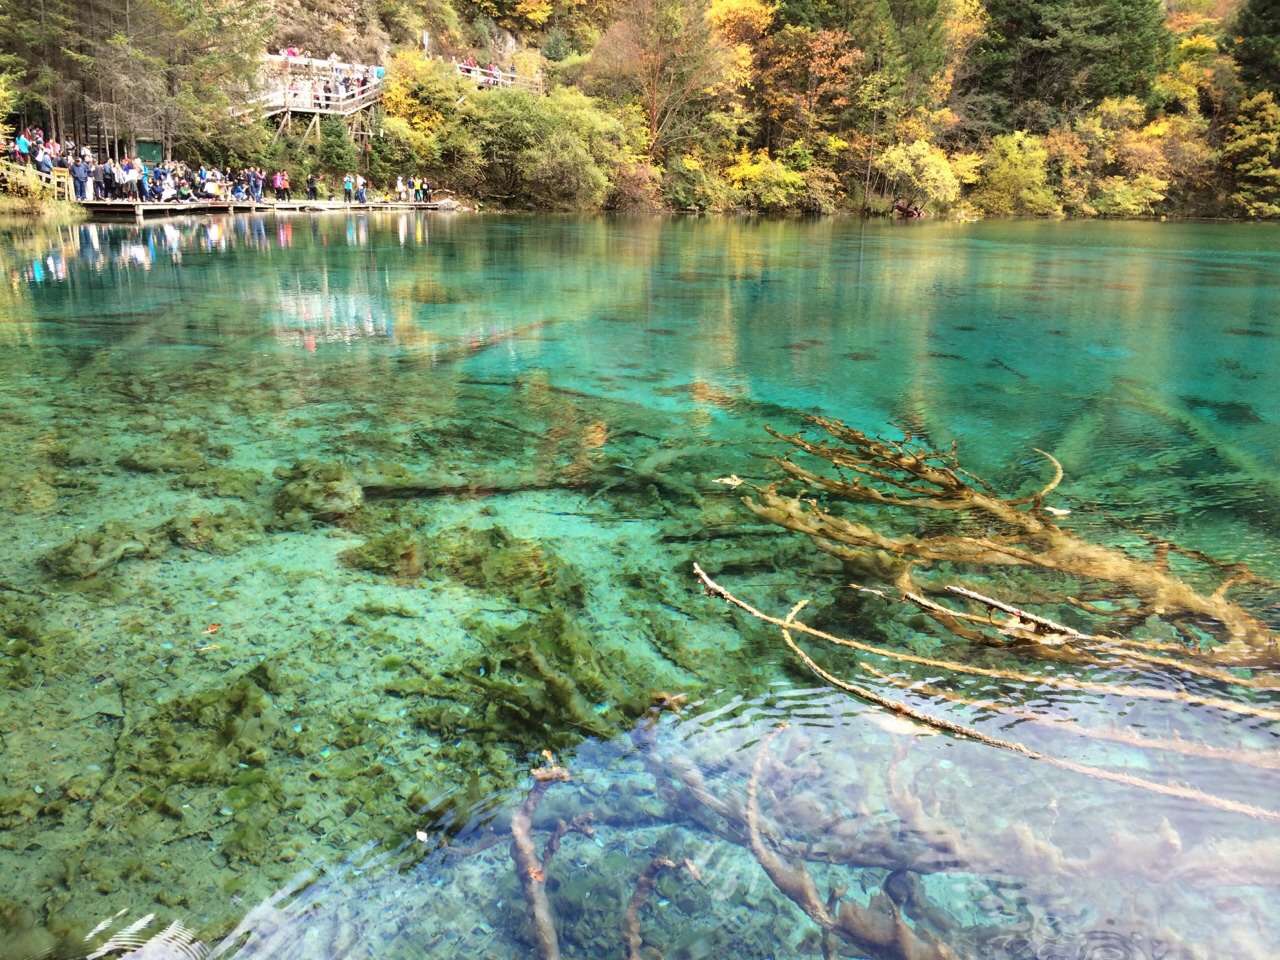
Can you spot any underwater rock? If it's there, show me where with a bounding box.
[45,440,100,467]
[177,466,265,500]
[0,898,55,959]
[272,461,363,528]
[94,663,286,867]
[410,610,654,750]
[165,508,263,554]
[40,506,263,579]
[0,790,42,829]
[114,666,280,783]
[117,429,229,474]
[40,521,168,579]
[340,529,425,579]
[0,593,65,688]
[423,525,586,610]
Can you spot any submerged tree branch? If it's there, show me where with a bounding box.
[752,417,1277,663]
[746,724,956,959]
[511,761,572,960]
[693,565,1280,824]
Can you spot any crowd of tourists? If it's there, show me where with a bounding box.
[275,47,385,110]
[454,55,509,87]
[5,129,437,205]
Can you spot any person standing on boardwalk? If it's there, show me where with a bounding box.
[70,157,89,201]
[92,158,107,199]
[281,169,291,201]
[307,173,318,201]
[355,173,366,203]
[343,172,354,202]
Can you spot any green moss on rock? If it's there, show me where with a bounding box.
[424,525,586,609]
[41,507,262,579]
[166,507,263,554]
[177,466,265,500]
[340,528,425,578]
[40,521,168,579]
[117,429,229,474]
[272,460,363,528]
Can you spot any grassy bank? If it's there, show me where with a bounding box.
[0,195,87,225]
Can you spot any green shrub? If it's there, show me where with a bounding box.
[725,149,806,213]
[972,132,1062,216]
[662,154,735,211]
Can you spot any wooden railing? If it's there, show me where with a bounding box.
[454,63,544,94]
[0,158,73,200]
[237,50,546,123]
[255,54,386,117]
[256,81,385,117]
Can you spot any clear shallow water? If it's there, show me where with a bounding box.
[1,214,1278,959]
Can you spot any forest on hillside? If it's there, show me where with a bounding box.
[1,0,1278,216]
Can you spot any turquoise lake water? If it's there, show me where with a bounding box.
[1,214,1278,959]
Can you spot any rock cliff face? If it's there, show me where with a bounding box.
[270,0,395,63]
[266,0,522,65]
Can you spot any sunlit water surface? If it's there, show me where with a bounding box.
[1,214,1278,959]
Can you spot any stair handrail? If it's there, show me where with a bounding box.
[0,158,72,200]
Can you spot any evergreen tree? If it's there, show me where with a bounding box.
[318,117,360,174]
[1221,91,1280,217]
[0,0,76,135]
[1234,0,1280,98]
[0,0,267,156]
[966,0,1169,131]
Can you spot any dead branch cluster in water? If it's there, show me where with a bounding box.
[689,417,1280,817]
[502,417,1279,959]
[675,417,1278,956]
[509,732,961,960]
[749,415,1276,665]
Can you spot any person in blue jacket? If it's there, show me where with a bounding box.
[70,157,90,200]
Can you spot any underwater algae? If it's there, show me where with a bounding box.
[0,311,800,954]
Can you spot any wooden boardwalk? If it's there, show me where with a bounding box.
[79,199,443,223]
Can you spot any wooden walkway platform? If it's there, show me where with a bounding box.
[79,199,442,223]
